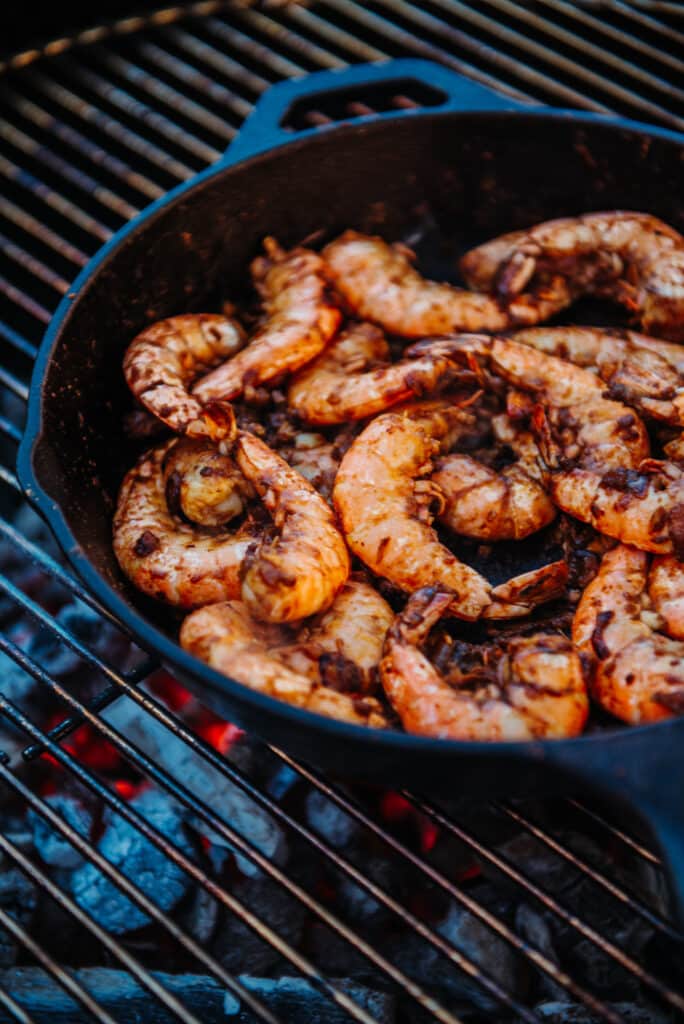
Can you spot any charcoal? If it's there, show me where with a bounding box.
[181,882,219,945]
[336,857,394,925]
[266,764,299,799]
[0,868,37,967]
[0,968,396,1023]
[70,789,193,934]
[0,648,36,706]
[29,794,93,869]
[212,874,306,976]
[29,600,130,677]
[390,898,523,1016]
[515,903,566,1003]
[493,832,579,895]
[305,788,360,850]
[531,1001,669,1024]
[105,697,288,876]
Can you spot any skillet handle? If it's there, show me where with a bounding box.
[547,722,684,935]
[226,58,531,163]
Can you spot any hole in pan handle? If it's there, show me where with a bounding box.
[546,721,684,936]
[225,58,533,164]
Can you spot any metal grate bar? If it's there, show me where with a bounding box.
[0,828,206,1024]
[0,277,50,328]
[467,0,684,123]
[94,48,239,142]
[534,0,684,75]
[0,194,89,266]
[27,72,195,182]
[497,801,679,939]
[202,18,305,80]
[0,984,37,1024]
[0,231,70,296]
[2,647,464,1024]
[162,25,275,94]
[273,4,389,64]
[566,799,662,866]
[607,0,684,47]
[406,794,684,1014]
[0,320,37,359]
[0,904,119,1024]
[2,92,164,201]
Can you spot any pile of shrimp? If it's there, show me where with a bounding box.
[113,212,684,739]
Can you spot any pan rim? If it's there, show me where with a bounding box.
[17,105,684,762]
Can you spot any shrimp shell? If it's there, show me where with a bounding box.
[113,441,256,608]
[287,321,462,425]
[512,326,684,426]
[381,588,588,740]
[180,600,387,727]
[461,212,684,340]
[123,314,244,436]
[235,431,350,623]
[573,544,684,723]
[193,238,341,402]
[322,231,570,338]
[649,556,684,640]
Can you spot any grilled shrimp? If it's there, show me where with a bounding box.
[113,441,257,608]
[381,588,589,740]
[287,321,462,425]
[461,213,684,340]
[235,431,350,623]
[512,326,684,425]
[123,314,245,436]
[333,401,567,621]
[322,231,570,338]
[413,335,684,552]
[432,414,555,541]
[193,238,341,402]
[180,600,387,727]
[649,556,684,640]
[162,437,254,527]
[275,578,394,693]
[573,544,684,723]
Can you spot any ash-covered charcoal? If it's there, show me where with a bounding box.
[180,882,219,945]
[304,788,360,850]
[212,874,307,977]
[28,795,93,870]
[0,968,396,1024]
[335,857,395,926]
[28,600,134,677]
[105,697,288,877]
[491,831,580,895]
[531,1001,669,1024]
[515,903,567,1003]
[0,867,37,967]
[389,898,523,1017]
[70,789,193,935]
[0,647,37,706]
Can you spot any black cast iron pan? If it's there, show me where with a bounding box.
[16,59,684,927]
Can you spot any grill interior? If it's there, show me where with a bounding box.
[1,3,684,1023]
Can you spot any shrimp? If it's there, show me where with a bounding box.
[432,414,555,541]
[162,437,254,527]
[649,555,684,640]
[413,335,684,553]
[113,441,257,608]
[380,588,589,740]
[461,212,684,340]
[333,401,567,621]
[512,326,684,425]
[573,544,684,723]
[287,321,463,425]
[180,600,387,727]
[280,432,341,503]
[275,578,394,693]
[235,431,350,623]
[123,314,245,437]
[193,238,341,402]
[322,231,570,338]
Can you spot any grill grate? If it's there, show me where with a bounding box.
[1,3,684,1022]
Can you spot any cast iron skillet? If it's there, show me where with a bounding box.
[17,59,684,926]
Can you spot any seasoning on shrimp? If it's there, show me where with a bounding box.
[123,313,245,436]
[162,436,254,527]
[193,238,341,402]
[380,587,589,740]
[235,431,350,623]
[287,321,464,425]
[573,544,684,723]
[322,231,571,338]
[461,212,684,341]
[180,598,387,727]
[113,441,257,608]
[512,326,684,426]
[333,400,567,621]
